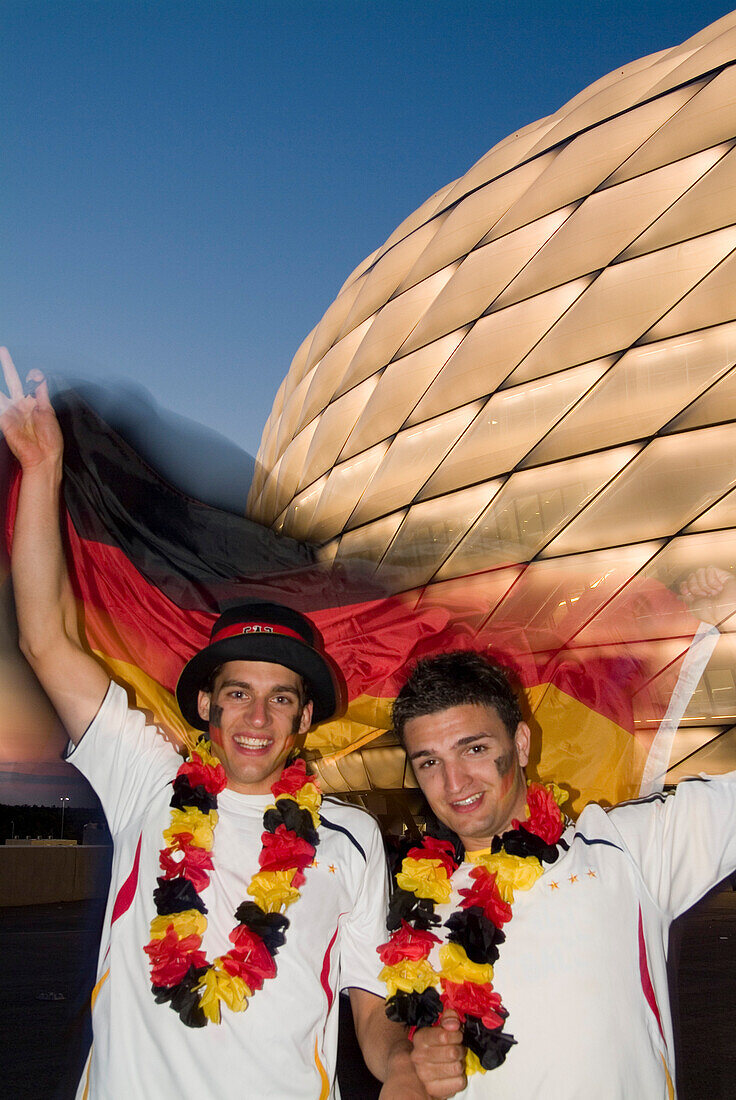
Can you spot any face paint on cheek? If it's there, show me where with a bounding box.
[495,750,515,778]
[208,703,224,746]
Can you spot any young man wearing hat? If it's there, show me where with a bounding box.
[0,351,428,1099]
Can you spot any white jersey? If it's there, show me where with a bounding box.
[430,774,736,1099]
[68,681,388,1100]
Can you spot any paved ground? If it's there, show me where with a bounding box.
[2,885,734,1098]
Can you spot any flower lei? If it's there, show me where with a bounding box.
[378,781,566,1074]
[144,736,322,1028]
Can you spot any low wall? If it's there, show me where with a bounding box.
[0,844,112,906]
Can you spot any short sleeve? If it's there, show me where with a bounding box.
[66,680,180,836]
[605,772,736,918]
[338,817,389,997]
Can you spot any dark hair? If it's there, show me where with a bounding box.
[392,650,522,744]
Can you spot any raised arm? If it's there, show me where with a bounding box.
[0,348,109,741]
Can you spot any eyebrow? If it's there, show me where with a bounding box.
[218,679,301,695]
[408,733,496,760]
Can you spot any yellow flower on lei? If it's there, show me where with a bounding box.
[195,962,251,1024]
[380,958,437,997]
[163,807,218,850]
[465,1049,483,1076]
[550,782,567,809]
[293,781,322,827]
[396,857,451,904]
[439,943,494,987]
[192,737,223,771]
[248,869,301,912]
[469,849,542,903]
[149,908,207,941]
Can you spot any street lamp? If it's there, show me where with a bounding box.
[60,796,70,839]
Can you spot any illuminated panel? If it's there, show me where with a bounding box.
[249,12,736,785]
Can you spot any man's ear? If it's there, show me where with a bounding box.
[515,721,531,769]
[297,700,313,736]
[197,690,211,725]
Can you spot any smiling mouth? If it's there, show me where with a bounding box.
[450,793,483,811]
[233,736,271,751]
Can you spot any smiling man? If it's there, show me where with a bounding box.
[0,349,426,1100]
[383,650,736,1100]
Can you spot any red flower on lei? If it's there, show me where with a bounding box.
[159,838,216,893]
[459,866,513,927]
[224,926,277,989]
[513,781,564,844]
[441,979,506,1030]
[259,823,316,888]
[271,758,310,797]
[405,836,458,877]
[144,926,208,986]
[377,921,441,965]
[179,756,226,795]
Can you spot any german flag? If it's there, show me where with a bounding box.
[3,390,702,814]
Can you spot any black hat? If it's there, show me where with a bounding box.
[176,602,338,731]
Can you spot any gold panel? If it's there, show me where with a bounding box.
[362,747,411,791]
[306,442,390,542]
[281,328,316,406]
[334,266,458,398]
[644,241,736,342]
[511,227,736,385]
[573,529,736,647]
[400,206,575,356]
[440,119,555,209]
[420,362,608,500]
[645,16,736,99]
[411,278,591,423]
[343,329,469,458]
[485,543,662,637]
[347,404,481,529]
[523,59,682,164]
[667,726,736,782]
[375,482,503,590]
[497,150,722,308]
[436,447,640,578]
[685,487,736,533]
[620,143,735,259]
[301,280,365,378]
[339,218,446,338]
[335,511,407,567]
[278,473,328,540]
[682,635,736,718]
[544,426,736,556]
[399,154,556,292]
[376,181,456,258]
[665,361,736,431]
[294,318,373,437]
[300,375,380,487]
[487,84,705,240]
[607,65,736,185]
[272,418,319,505]
[526,328,736,466]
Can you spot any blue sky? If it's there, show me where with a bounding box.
[3,0,733,462]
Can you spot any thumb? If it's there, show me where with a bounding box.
[439,1009,462,1031]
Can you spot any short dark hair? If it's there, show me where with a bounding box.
[392,651,523,744]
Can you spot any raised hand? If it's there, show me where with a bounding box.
[410,1010,467,1098]
[680,566,736,627]
[0,347,63,469]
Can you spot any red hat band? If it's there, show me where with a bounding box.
[210,622,307,645]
